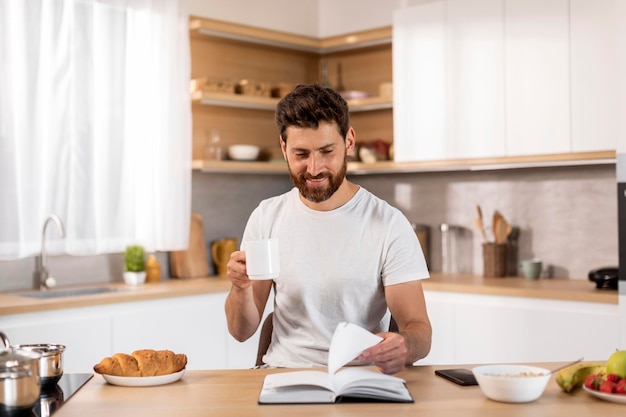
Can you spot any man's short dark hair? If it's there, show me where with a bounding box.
[275,83,350,142]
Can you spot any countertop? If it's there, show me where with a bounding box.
[55,364,622,417]
[422,273,616,304]
[0,273,616,317]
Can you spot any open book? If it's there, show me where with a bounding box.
[258,322,413,404]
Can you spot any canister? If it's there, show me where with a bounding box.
[440,223,464,274]
[412,224,430,268]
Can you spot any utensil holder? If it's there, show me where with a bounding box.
[483,243,508,278]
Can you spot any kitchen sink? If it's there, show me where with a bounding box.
[18,287,120,299]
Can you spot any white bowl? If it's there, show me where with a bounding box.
[228,145,260,161]
[472,364,551,403]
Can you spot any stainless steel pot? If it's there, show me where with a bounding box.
[37,383,64,416]
[0,343,42,411]
[14,344,65,386]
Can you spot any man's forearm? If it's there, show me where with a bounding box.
[224,285,261,342]
[402,321,432,365]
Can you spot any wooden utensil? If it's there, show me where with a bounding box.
[493,211,511,244]
[169,212,210,278]
[474,205,488,243]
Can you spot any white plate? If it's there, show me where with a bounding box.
[583,385,626,404]
[101,369,185,387]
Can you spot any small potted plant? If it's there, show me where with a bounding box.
[123,245,146,285]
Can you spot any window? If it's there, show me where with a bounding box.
[0,0,191,259]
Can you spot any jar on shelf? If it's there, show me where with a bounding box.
[145,254,162,283]
[204,129,223,161]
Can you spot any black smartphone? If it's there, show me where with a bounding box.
[435,368,478,386]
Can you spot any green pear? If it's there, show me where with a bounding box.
[606,350,626,378]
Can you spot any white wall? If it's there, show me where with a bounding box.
[317,0,433,37]
[188,0,436,38]
[188,0,318,37]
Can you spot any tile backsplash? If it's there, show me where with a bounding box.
[0,164,618,292]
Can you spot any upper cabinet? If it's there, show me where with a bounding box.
[393,0,506,162]
[570,0,624,153]
[393,0,623,164]
[504,0,570,156]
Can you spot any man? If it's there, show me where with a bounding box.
[225,84,431,375]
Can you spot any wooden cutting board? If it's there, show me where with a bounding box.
[169,212,210,278]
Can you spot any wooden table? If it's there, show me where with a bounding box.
[55,364,623,417]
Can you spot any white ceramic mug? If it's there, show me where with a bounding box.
[242,238,280,280]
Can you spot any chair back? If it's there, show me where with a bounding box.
[256,312,274,366]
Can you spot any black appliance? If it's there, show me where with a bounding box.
[617,179,626,285]
[589,267,619,290]
[7,373,92,417]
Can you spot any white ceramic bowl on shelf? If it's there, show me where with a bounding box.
[228,145,260,161]
[472,364,551,403]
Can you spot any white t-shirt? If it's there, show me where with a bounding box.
[241,187,429,368]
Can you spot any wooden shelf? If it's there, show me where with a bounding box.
[189,16,391,53]
[191,91,392,113]
[193,150,616,175]
[189,16,394,166]
[193,159,288,174]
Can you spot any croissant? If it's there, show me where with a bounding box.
[93,349,187,377]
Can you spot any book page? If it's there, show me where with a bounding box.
[327,322,383,374]
[259,371,337,404]
[333,367,412,401]
[262,371,333,391]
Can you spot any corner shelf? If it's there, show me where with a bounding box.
[191,91,392,113]
[189,17,391,53]
[193,150,616,176]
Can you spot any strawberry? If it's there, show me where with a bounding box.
[615,379,626,395]
[607,373,620,383]
[585,374,602,390]
[599,380,616,394]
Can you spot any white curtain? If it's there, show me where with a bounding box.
[0,0,191,260]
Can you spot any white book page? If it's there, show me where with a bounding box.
[327,322,383,375]
[333,368,413,401]
[333,368,405,393]
[262,371,333,391]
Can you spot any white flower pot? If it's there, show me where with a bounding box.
[123,271,146,285]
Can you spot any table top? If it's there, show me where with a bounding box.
[54,364,623,417]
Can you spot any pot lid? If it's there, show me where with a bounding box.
[14,343,66,357]
[0,347,41,371]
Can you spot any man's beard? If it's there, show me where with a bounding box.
[288,157,347,203]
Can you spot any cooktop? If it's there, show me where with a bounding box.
[11,373,93,417]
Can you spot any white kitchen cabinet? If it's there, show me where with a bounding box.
[0,293,267,372]
[417,291,456,365]
[394,0,506,162]
[445,0,506,159]
[394,0,567,161]
[504,0,571,156]
[111,294,229,370]
[570,0,623,153]
[0,307,114,373]
[423,290,619,365]
[394,0,624,162]
[393,2,447,162]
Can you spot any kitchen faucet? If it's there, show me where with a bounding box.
[33,214,65,290]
